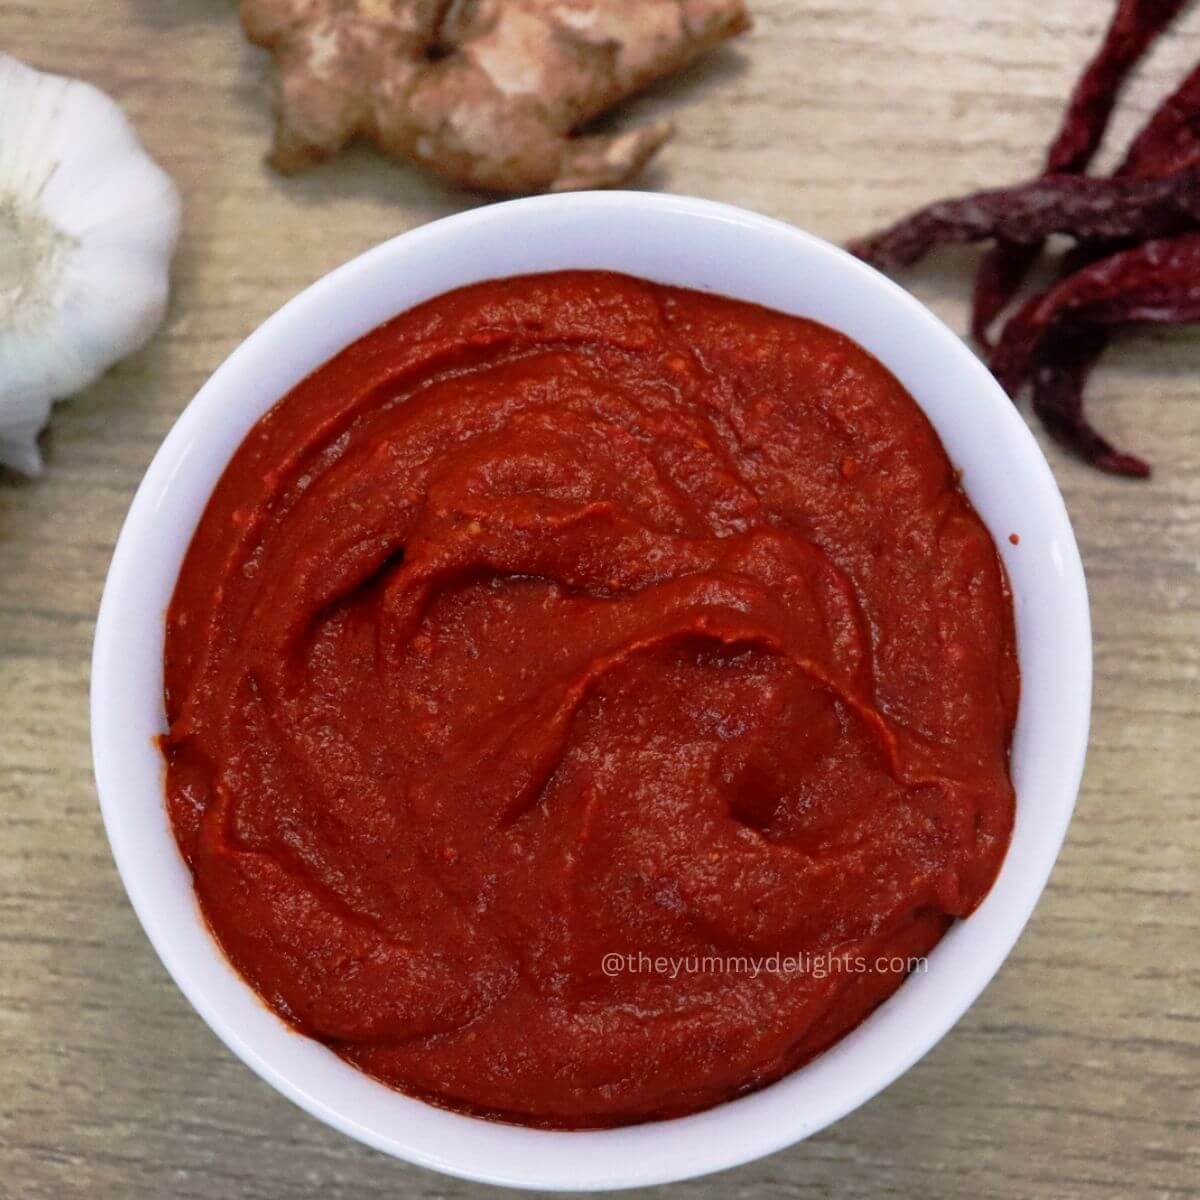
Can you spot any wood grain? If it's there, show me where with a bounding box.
[1,1,1197,1196]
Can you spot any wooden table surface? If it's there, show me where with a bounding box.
[2,2,1198,1197]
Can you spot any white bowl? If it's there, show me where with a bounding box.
[92,192,1091,1191]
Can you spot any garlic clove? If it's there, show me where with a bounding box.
[0,53,181,475]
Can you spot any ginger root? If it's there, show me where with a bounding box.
[239,0,751,193]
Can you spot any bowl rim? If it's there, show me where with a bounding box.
[92,190,1091,1191]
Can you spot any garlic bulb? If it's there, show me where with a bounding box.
[0,53,181,475]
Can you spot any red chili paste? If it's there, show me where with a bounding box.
[163,271,1018,1127]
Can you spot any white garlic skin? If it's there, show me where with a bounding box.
[0,53,182,475]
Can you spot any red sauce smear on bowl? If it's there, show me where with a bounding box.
[163,271,1018,1128]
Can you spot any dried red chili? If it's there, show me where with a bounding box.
[849,0,1200,479]
[992,232,1200,395]
[1061,63,1200,277]
[1120,62,1200,178]
[1028,326,1151,477]
[1019,62,1200,461]
[849,171,1200,269]
[971,0,1187,344]
[970,246,1045,347]
[1048,0,1188,172]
